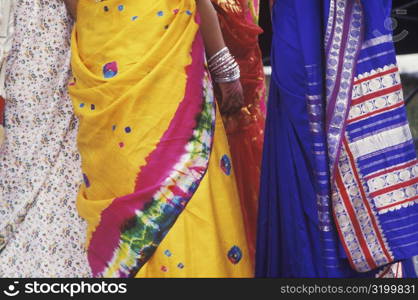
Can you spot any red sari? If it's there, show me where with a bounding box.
[211,0,266,264]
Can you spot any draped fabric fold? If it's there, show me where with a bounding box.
[257,0,418,278]
[70,0,252,278]
[211,0,266,263]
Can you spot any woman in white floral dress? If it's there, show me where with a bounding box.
[0,0,91,277]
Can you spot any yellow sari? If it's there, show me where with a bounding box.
[69,0,252,277]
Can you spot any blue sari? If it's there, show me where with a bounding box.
[256,0,418,278]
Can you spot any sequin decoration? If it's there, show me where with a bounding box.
[227,246,242,264]
[220,154,232,176]
[103,61,118,78]
[164,250,172,257]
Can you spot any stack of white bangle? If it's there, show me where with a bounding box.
[208,47,240,83]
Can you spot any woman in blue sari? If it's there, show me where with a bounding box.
[257,0,418,278]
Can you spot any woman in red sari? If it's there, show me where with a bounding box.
[211,0,266,264]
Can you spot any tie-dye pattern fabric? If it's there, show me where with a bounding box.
[70,0,252,278]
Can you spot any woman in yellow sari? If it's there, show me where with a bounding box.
[66,0,252,278]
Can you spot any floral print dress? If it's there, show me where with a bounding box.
[0,0,91,277]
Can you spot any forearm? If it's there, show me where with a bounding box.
[195,0,226,58]
[63,0,78,19]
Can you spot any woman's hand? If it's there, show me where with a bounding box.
[216,80,245,115]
